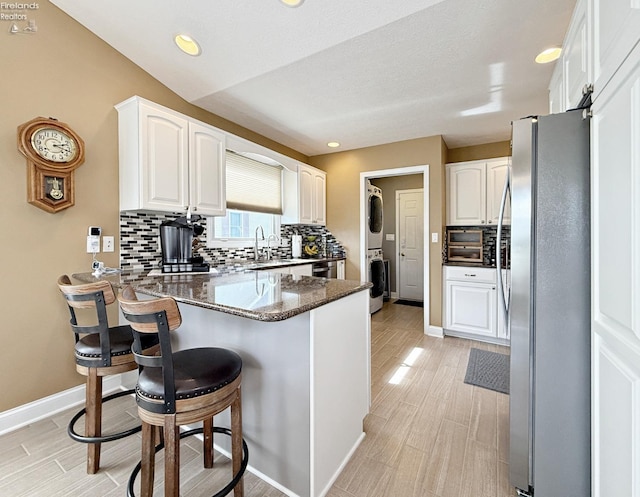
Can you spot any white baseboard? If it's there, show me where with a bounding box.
[427,325,444,338]
[317,432,366,497]
[211,431,366,497]
[0,371,137,436]
[210,436,301,497]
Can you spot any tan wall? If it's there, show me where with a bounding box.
[309,136,447,328]
[0,3,307,412]
[446,140,511,163]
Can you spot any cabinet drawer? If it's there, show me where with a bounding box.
[444,265,496,284]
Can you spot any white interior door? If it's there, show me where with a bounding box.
[397,189,424,301]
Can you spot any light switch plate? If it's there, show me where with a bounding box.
[431,232,438,243]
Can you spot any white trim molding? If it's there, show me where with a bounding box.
[0,371,136,436]
[428,325,444,338]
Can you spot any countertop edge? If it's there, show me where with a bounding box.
[134,281,371,322]
[72,270,371,322]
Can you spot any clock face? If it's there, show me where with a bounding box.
[30,127,78,163]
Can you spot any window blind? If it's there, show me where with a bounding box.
[225,151,283,214]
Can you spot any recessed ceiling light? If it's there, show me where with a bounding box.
[535,47,562,64]
[280,0,304,7]
[327,141,340,148]
[174,34,201,56]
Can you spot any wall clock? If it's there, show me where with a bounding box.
[17,117,85,213]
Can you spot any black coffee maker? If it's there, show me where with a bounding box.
[159,216,209,273]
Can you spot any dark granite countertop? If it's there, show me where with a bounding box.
[73,267,369,322]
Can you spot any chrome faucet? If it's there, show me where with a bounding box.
[266,234,279,260]
[254,225,265,260]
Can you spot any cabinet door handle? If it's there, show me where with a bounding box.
[464,273,476,277]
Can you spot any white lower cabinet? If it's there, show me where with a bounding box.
[263,264,313,277]
[289,264,313,277]
[443,265,510,345]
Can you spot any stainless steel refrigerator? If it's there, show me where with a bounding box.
[497,109,591,497]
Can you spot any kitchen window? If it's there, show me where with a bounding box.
[207,209,280,248]
[207,150,283,248]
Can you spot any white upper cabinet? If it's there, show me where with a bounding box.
[485,159,511,225]
[446,157,510,226]
[188,121,226,216]
[548,0,590,113]
[563,0,590,109]
[116,96,226,216]
[311,166,327,225]
[447,162,486,225]
[591,0,640,100]
[549,61,565,114]
[282,163,326,225]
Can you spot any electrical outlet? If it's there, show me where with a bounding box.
[103,236,114,252]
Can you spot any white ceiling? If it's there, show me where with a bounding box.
[50,0,576,156]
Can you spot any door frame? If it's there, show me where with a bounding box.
[359,165,431,335]
[396,188,425,301]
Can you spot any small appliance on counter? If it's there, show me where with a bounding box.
[159,216,210,273]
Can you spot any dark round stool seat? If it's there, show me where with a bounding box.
[137,348,242,402]
[75,325,156,360]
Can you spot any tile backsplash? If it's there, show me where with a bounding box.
[120,211,345,272]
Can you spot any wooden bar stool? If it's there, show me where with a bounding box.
[57,275,159,474]
[118,285,247,497]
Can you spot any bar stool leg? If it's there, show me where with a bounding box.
[140,421,156,497]
[231,388,244,497]
[85,368,102,474]
[203,417,214,469]
[164,414,180,497]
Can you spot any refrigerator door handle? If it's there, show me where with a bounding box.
[496,165,511,321]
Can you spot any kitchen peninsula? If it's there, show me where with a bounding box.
[74,268,371,497]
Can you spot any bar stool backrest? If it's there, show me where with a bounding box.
[57,274,117,368]
[118,285,183,414]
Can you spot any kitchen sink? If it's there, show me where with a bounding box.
[248,258,310,270]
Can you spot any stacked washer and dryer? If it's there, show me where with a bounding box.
[366,180,386,313]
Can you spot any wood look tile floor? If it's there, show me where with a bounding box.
[0,301,515,497]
